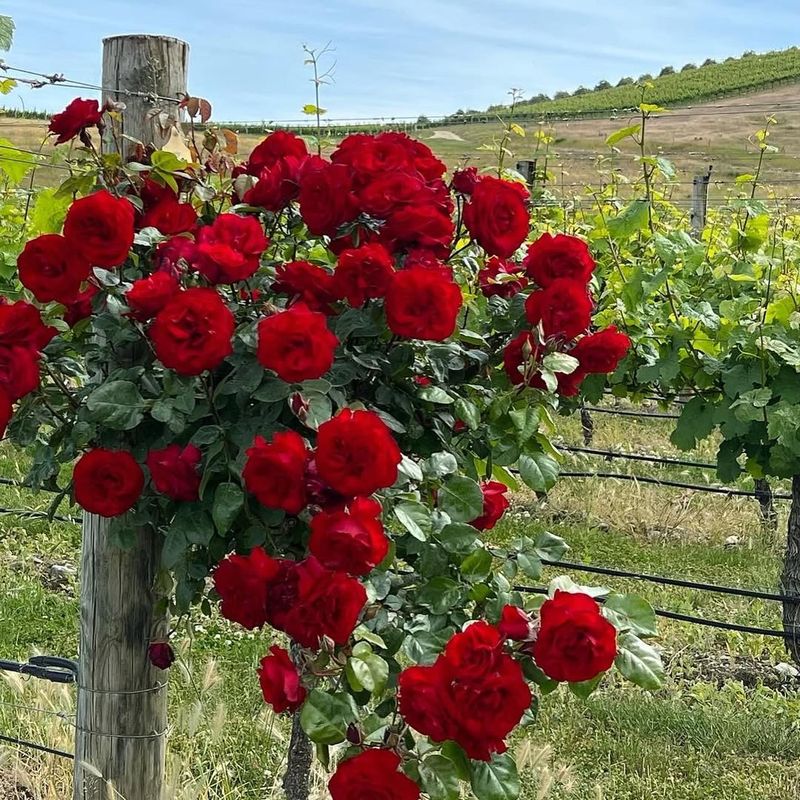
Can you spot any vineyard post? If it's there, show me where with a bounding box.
[516,159,537,192]
[690,167,711,235]
[783,477,800,663]
[73,34,189,800]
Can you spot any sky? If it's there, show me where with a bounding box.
[4,0,800,122]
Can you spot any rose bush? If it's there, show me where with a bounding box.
[5,102,663,798]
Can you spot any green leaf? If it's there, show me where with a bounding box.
[418,386,455,404]
[607,200,650,241]
[460,548,493,581]
[568,673,605,699]
[615,631,664,689]
[86,381,145,430]
[394,500,432,541]
[542,352,579,375]
[346,651,389,696]
[603,593,658,637]
[0,137,34,184]
[438,522,478,554]
[605,123,641,146]
[418,577,462,614]
[30,187,71,234]
[517,452,559,492]
[469,753,520,800]
[418,754,461,800]
[534,531,569,561]
[212,483,243,533]
[299,690,356,744]
[454,397,481,430]
[438,475,484,522]
[0,16,15,51]
[671,397,716,450]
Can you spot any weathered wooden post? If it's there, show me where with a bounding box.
[73,34,189,800]
[690,166,712,236]
[754,477,778,530]
[783,477,800,663]
[516,159,537,192]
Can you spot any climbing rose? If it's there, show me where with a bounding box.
[243,430,308,514]
[48,97,103,144]
[125,272,180,321]
[148,642,176,671]
[272,261,338,314]
[0,345,39,401]
[531,591,617,683]
[63,190,135,268]
[524,278,593,340]
[0,387,11,439]
[246,130,309,175]
[463,177,529,258]
[0,300,57,351]
[308,497,389,576]
[471,481,510,531]
[478,256,528,299]
[139,197,197,236]
[258,645,307,713]
[150,288,235,376]
[523,233,595,287]
[298,161,356,236]
[193,214,269,284]
[380,205,454,258]
[146,444,202,502]
[63,284,99,327]
[256,305,338,383]
[17,234,91,304]
[571,326,631,374]
[384,267,462,341]
[329,750,420,800]
[213,546,280,629]
[332,244,395,307]
[316,409,402,497]
[451,166,479,195]
[73,448,144,518]
[498,605,533,641]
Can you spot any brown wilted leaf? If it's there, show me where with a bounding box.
[221,128,238,154]
[199,98,212,124]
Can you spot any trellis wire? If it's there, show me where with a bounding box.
[562,444,716,470]
[0,731,74,760]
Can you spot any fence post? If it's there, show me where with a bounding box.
[516,159,537,191]
[73,34,189,800]
[754,477,778,530]
[579,405,594,446]
[783,476,800,664]
[690,166,711,235]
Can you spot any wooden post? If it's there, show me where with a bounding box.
[690,166,712,236]
[783,476,800,664]
[516,159,537,192]
[754,477,778,531]
[579,405,594,446]
[73,34,189,800]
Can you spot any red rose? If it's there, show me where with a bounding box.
[73,448,144,518]
[498,605,533,641]
[148,642,175,670]
[332,244,395,307]
[385,268,462,341]
[194,214,269,284]
[357,172,425,218]
[553,368,587,397]
[471,481,510,531]
[503,331,541,387]
[452,166,479,195]
[125,272,180,321]
[150,288,235,376]
[0,301,57,351]
[531,590,617,683]
[139,198,197,236]
[443,621,504,679]
[308,497,389,576]
[478,256,528,299]
[258,645,307,713]
[299,161,357,237]
[316,409,402,497]
[63,284,99,327]
[48,97,103,144]
[463,177,529,259]
[247,131,308,175]
[256,305,339,383]
[571,326,631,374]
[243,157,305,211]
[524,278,593,340]
[381,205,454,258]
[397,662,453,743]
[304,456,348,512]
[146,444,202,502]
[243,431,308,514]
[155,236,197,276]
[280,557,367,649]
[18,234,91,304]
[523,233,595,287]
[213,546,280,629]
[272,261,338,314]
[63,190,135,268]
[0,387,11,439]
[0,346,39,401]
[329,750,420,800]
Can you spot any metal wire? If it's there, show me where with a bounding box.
[0,731,74,760]
[581,405,681,419]
[562,444,716,470]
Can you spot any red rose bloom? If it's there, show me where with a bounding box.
[531,590,617,683]
[523,233,595,287]
[247,131,308,175]
[524,278,593,340]
[471,481,510,531]
[18,234,92,304]
[498,605,533,641]
[356,172,425,218]
[299,161,357,237]
[125,272,180,322]
[139,198,197,236]
[385,268,462,341]
[463,177,529,259]
[443,621,504,679]
[258,645,307,713]
[503,331,541,387]
[571,326,631,374]
[397,663,453,743]
[309,497,389,576]
[150,288,235,376]
[381,205,455,258]
[332,244,395,307]
[0,301,57,351]
[213,546,280,629]
[155,236,197,276]
[194,214,269,284]
[0,387,11,439]
[243,158,305,211]
[256,305,339,383]
[272,261,338,314]
[63,284,99,328]
[329,750,420,800]
[48,97,103,144]
[243,430,308,515]
[478,256,528,299]
[0,346,39,401]
[452,166,479,195]
[73,448,144,518]
[146,444,202,502]
[63,190,135,268]
[316,409,402,497]
[148,642,175,670]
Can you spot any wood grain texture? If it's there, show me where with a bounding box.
[782,476,800,663]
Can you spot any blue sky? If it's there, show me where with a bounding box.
[4,1,800,121]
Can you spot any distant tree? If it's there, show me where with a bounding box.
[553,90,571,99]
[416,115,431,126]
[702,58,717,67]
[742,50,756,58]
[659,65,675,76]
[681,63,697,71]
[594,80,612,91]
[724,56,736,63]
[573,85,589,95]
[638,73,653,82]
[616,76,634,86]
[527,93,550,103]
